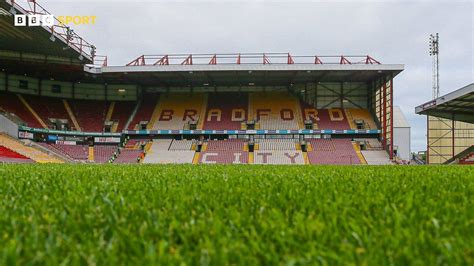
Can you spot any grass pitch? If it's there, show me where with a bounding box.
[0,164,472,265]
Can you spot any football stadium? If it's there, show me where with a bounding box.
[0,0,472,264]
[0,0,404,166]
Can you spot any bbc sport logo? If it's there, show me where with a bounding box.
[14,14,54,26]
[13,14,96,26]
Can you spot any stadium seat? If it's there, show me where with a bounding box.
[128,94,160,130]
[114,149,143,163]
[45,143,89,162]
[253,138,303,165]
[345,109,378,129]
[109,101,135,132]
[0,92,42,128]
[0,134,63,163]
[461,153,474,164]
[250,92,303,130]
[206,139,246,151]
[301,107,351,130]
[0,145,34,163]
[200,151,248,164]
[200,139,248,164]
[169,139,194,151]
[23,95,69,128]
[203,93,248,130]
[354,138,384,150]
[256,139,298,151]
[112,138,149,163]
[307,139,360,165]
[69,99,108,132]
[94,145,117,163]
[143,139,195,164]
[151,93,207,130]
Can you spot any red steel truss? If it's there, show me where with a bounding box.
[125,53,382,67]
[7,0,95,61]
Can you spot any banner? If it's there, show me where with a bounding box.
[56,140,76,145]
[18,131,34,139]
[94,137,121,143]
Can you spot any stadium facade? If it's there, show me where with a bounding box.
[416,83,474,164]
[0,0,410,165]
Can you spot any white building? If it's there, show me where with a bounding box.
[393,106,411,161]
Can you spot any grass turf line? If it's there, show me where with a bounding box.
[0,164,473,265]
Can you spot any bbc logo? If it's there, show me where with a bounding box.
[14,14,54,26]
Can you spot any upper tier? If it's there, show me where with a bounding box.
[0,92,379,132]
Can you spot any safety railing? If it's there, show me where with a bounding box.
[6,0,95,61]
[125,53,381,66]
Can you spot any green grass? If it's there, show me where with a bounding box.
[0,165,473,265]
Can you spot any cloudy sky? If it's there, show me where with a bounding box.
[39,0,473,151]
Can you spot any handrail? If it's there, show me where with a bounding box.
[444,145,474,164]
[6,0,95,61]
[125,53,382,67]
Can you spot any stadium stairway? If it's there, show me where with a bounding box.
[0,133,63,163]
[248,151,254,164]
[105,102,115,122]
[112,139,149,164]
[129,95,159,130]
[29,141,73,163]
[192,152,201,164]
[111,101,136,132]
[63,99,81,131]
[352,142,367,164]
[17,94,48,128]
[88,146,94,162]
[94,145,117,163]
[197,96,208,130]
[24,95,70,128]
[124,99,141,130]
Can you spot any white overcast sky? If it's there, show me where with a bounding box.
[39,0,474,151]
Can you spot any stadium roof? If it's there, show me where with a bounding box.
[0,0,93,63]
[415,83,474,124]
[84,54,404,87]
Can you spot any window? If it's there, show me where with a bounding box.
[19,80,28,89]
[52,84,61,93]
